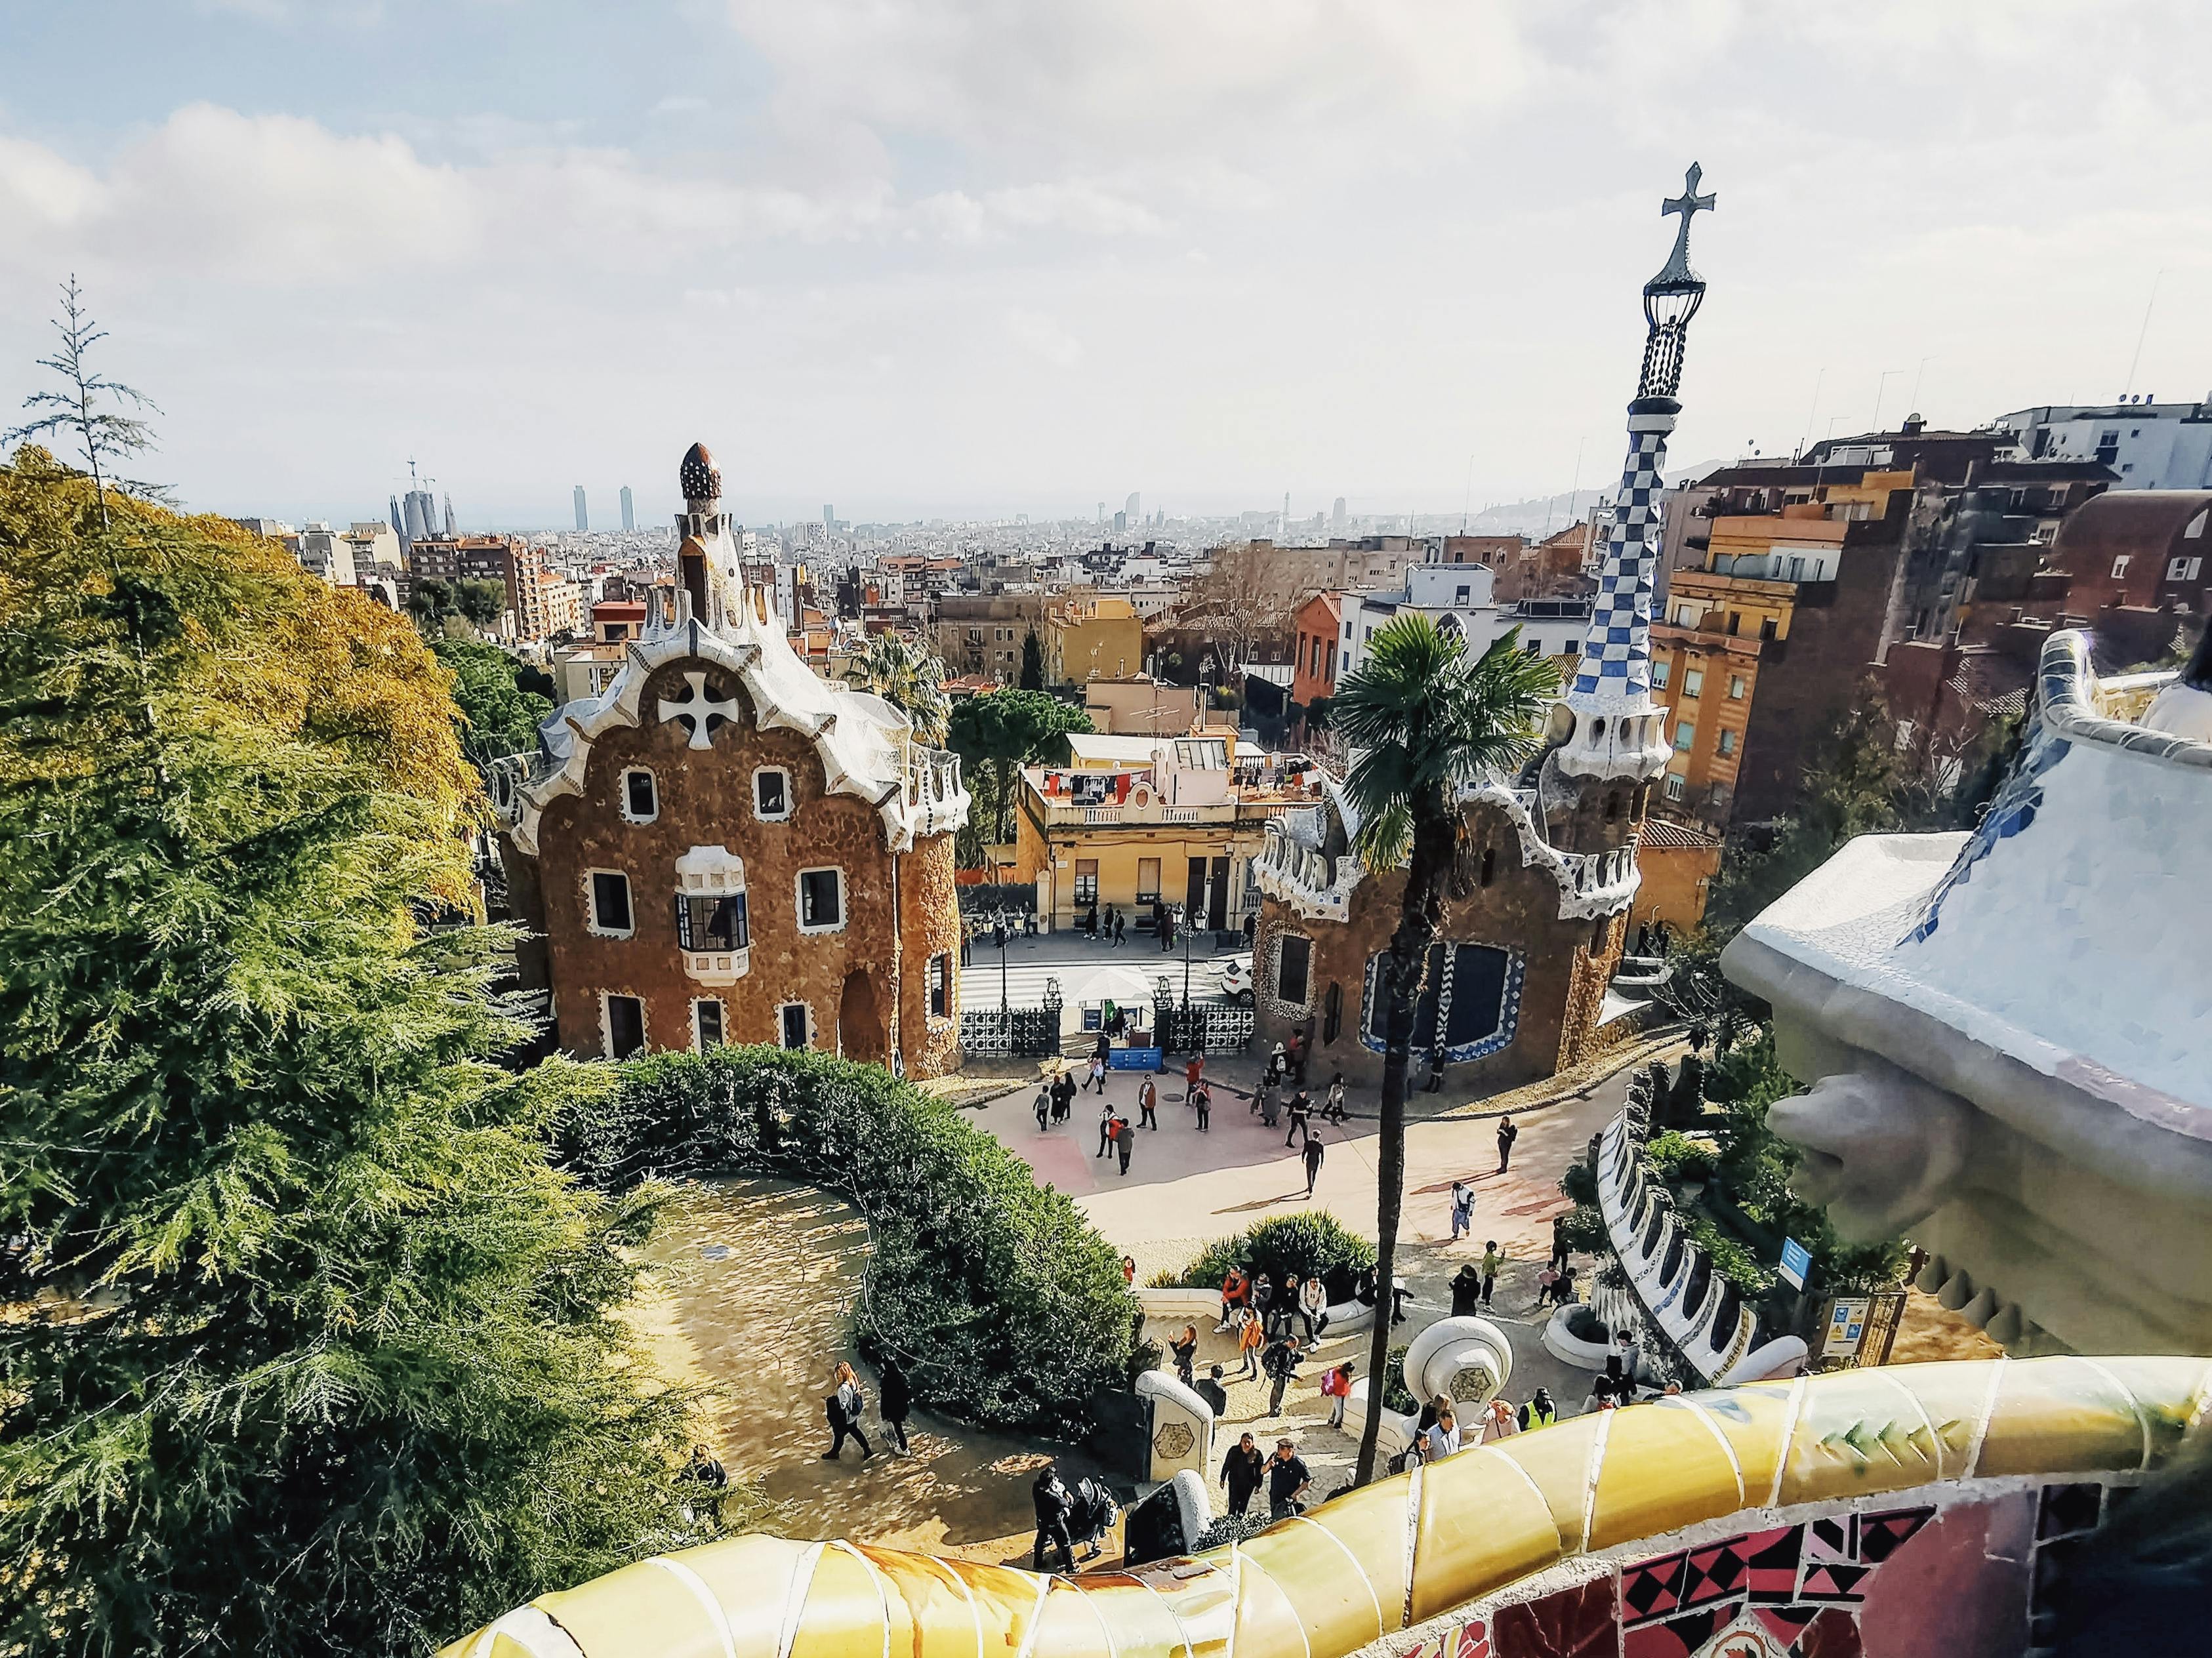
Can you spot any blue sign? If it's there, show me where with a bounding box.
[1779,1237,1813,1291]
[1108,1047,1164,1072]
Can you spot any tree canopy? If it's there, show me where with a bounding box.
[430,635,554,761]
[0,449,710,1655]
[947,687,1093,859]
[845,629,951,745]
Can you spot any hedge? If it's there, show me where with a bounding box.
[558,1044,1138,1434]
[1155,1211,1377,1303]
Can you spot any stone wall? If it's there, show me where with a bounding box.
[1252,794,1616,1093]
[507,657,962,1078]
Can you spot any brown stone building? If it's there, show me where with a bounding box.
[495,444,971,1077]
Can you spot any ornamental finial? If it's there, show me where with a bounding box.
[1650,162,1715,292]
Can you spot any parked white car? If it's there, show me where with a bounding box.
[1218,954,1256,1007]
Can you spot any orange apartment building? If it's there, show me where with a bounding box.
[1288,592,1342,732]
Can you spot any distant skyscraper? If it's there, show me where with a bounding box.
[823,504,835,532]
[443,492,456,536]
[1113,510,1128,534]
[1281,492,1291,538]
[1332,496,1347,532]
[621,486,635,532]
[402,490,436,546]
[389,494,405,548]
[574,486,589,533]
[1125,491,1141,521]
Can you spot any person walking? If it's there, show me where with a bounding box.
[1196,1364,1231,1419]
[1115,1116,1134,1176]
[1052,1070,1075,1123]
[1450,1263,1483,1318]
[1519,1388,1559,1432]
[1284,1089,1311,1148]
[1219,1432,1265,1517]
[1496,1114,1519,1173]
[1242,910,1257,946]
[1113,912,1127,947]
[1479,1241,1504,1308]
[822,1364,872,1462]
[1298,1270,1326,1337]
[1137,1075,1159,1130]
[878,1355,912,1455]
[1193,1080,1212,1132]
[1420,1404,1463,1464]
[1266,1440,1312,1520]
[1321,1072,1347,1124]
[1096,1099,1116,1158]
[1301,1132,1324,1199]
[1261,1333,1301,1417]
[1034,1084,1051,1132]
[1031,1466,1076,1572]
[1088,1052,1109,1095]
[1320,1360,1356,1430]
[1236,1306,1266,1379]
[1450,1180,1474,1240]
[1170,1324,1199,1388]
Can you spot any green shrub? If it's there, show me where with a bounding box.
[1560,1158,1599,1207]
[1382,1345,1417,1413]
[1645,1131,1719,1186]
[1565,1304,1610,1344]
[1557,1202,1608,1257]
[1164,1211,1378,1301]
[558,1044,1137,1434]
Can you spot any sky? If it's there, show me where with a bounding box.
[3,1,2210,529]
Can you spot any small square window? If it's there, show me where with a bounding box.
[755,768,792,820]
[1674,721,1695,752]
[798,867,845,932]
[2112,556,2131,580]
[1683,669,1704,697]
[1717,729,1738,757]
[779,1003,811,1049]
[1664,773,1686,801]
[605,993,645,1059]
[1652,660,1671,688]
[928,952,951,1019]
[1073,860,1099,906]
[1727,675,1746,700]
[694,998,725,1049]
[622,768,657,822]
[2168,556,2202,582]
[590,870,634,935]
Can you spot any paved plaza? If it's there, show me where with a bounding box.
[966,1043,1659,1501]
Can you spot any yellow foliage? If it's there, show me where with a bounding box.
[0,443,481,845]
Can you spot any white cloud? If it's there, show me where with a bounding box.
[1006,308,1084,368]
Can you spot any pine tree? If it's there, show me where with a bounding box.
[1019,628,1045,690]
[0,450,712,1655]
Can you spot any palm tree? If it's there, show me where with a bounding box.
[1331,616,1560,1485]
[847,630,952,746]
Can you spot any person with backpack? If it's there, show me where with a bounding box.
[1193,1079,1212,1132]
[1261,1333,1302,1417]
[1319,1359,1357,1430]
[1195,1364,1230,1419]
[822,1362,872,1462]
[1031,1466,1076,1572]
[1450,1181,1474,1240]
[878,1355,912,1455]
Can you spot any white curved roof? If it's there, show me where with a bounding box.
[507,586,968,857]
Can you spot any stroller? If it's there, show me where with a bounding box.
[1067,1474,1119,1563]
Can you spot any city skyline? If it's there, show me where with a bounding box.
[3,4,2209,525]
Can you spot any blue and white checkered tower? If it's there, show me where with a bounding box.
[1555,163,1715,782]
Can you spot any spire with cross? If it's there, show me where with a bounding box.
[1650,162,1715,292]
[1554,165,1718,775]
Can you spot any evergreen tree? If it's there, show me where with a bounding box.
[0,450,710,1655]
[431,636,554,761]
[1019,628,1045,690]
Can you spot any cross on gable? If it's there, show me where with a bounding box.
[658,671,742,750]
